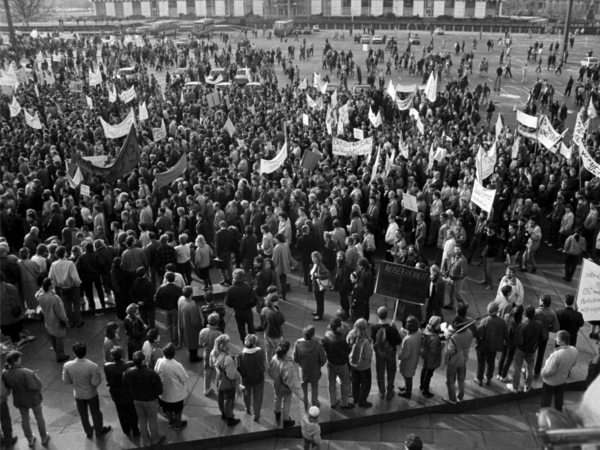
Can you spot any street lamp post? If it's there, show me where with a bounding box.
[561,0,574,63]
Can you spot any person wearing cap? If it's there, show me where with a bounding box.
[474,302,507,386]
[299,401,323,450]
[540,330,579,412]
[225,269,259,342]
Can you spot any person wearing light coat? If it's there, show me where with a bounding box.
[398,316,423,399]
[36,278,69,362]
[177,286,203,363]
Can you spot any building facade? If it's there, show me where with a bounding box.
[90,0,592,20]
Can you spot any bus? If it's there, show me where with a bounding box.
[274,19,294,37]
[148,20,180,37]
[192,18,215,37]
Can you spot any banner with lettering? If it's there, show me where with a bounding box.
[152,119,167,142]
[89,69,102,87]
[119,86,136,103]
[99,110,135,139]
[472,179,496,213]
[576,259,600,321]
[260,142,287,175]
[332,136,373,156]
[25,110,43,129]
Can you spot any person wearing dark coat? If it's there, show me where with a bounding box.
[104,346,139,436]
[225,269,258,341]
[129,268,157,329]
[555,294,584,347]
[110,257,135,320]
[334,252,352,316]
[76,242,106,310]
[425,265,445,324]
[474,302,508,386]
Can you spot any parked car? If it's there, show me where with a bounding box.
[234,68,252,86]
[352,84,372,95]
[580,57,599,67]
[372,34,383,44]
[312,25,320,32]
[409,34,421,45]
[360,34,371,44]
[303,26,312,34]
[206,68,229,84]
[117,67,138,80]
[434,27,445,35]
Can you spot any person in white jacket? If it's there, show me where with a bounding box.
[155,343,189,430]
[540,330,578,412]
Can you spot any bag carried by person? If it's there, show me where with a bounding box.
[217,356,236,391]
[375,324,397,358]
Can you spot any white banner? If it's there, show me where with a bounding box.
[354,128,364,140]
[0,69,18,87]
[99,110,135,139]
[9,96,21,117]
[59,32,76,40]
[260,142,287,175]
[89,69,102,86]
[302,113,309,126]
[396,94,413,111]
[80,184,90,197]
[424,72,437,102]
[472,180,496,213]
[402,193,418,212]
[332,136,373,156]
[330,90,338,108]
[560,142,572,159]
[577,259,600,321]
[369,107,382,128]
[298,77,307,91]
[537,115,564,150]
[396,84,418,93]
[307,93,323,111]
[119,86,136,103]
[139,101,149,121]
[517,111,538,129]
[86,95,93,109]
[572,112,589,147]
[580,145,600,178]
[24,110,43,129]
[339,103,349,124]
[495,114,503,138]
[152,119,167,142]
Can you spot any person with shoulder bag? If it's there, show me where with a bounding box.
[310,251,330,321]
[268,341,296,428]
[347,318,373,408]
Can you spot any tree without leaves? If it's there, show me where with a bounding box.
[1,0,54,26]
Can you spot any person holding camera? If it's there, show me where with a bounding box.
[35,278,70,363]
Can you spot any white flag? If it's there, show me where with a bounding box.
[560,142,572,159]
[424,72,437,102]
[369,107,382,128]
[86,95,93,109]
[9,96,21,117]
[588,101,598,119]
[512,136,520,159]
[337,117,344,136]
[139,101,149,121]
[313,72,320,88]
[89,69,102,87]
[385,148,396,177]
[119,86,136,103]
[34,84,39,98]
[108,84,117,103]
[495,114,504,138]
[387,79,396,100]
[331,90,338,108]
[298,77,307,91]
[24,110,43,129]
[371,146,382,181]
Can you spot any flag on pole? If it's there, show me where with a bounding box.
[371,146,382,181]
[387,79,396,100]
[9,97,21,117]
[424,72,437,102]
[298,77,307,91]
[86,95,93,109]
[495,114,504,138]
[139,101,149,121]
[588,100,598,119]
[369,107,382,128]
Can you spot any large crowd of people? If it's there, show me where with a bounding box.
[1,23,600,449]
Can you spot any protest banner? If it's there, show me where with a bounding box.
[495,114,504,138]
[338,103,349,124]
[369,107,382,128]
[79,184,90,197]
[89,69,102,87]
[353,128,364,140]
[300,149,321,171]
[24,111,43,129]
[363,44,368,52]
[576,259,600,321]
[70,80,84,92]
[572,112,589,147]
[119,86,136,103]
[86,96,93,109]
[207,92,220,108]
[536,115,564,150]
[395,94,413,111]
[99,110,136,139]
[332,136,373,156]
[580,145,600,178]
[472,179,496,213]
[108,85,117,103]
[396,84,418,93]
[517,111,538,129]
[155,153,188,188]
[560,142,572,159]
[402,193,418,212]
[375,261,430,304]
[302,114,309,126]
[152,119,167,142]
[9,97,21,117]
[223,117,236,136]
[260,142,287,175]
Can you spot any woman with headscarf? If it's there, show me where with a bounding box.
[209,334,241,426]
[17,247,43,310]
[110,257,134,320]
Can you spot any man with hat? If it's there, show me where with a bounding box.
[540,330,579,412]
[225,269,259,342]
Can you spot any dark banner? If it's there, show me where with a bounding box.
[375,261,429,304]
